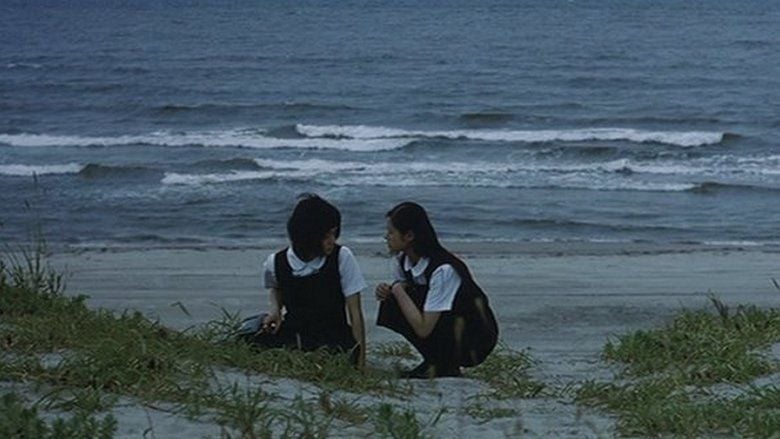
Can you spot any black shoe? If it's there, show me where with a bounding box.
[434,366,462,378]
[399,361,432,379]
[399,362,462,379]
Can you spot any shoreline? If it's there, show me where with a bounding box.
[47,245,779,341]
[38,238,780,258]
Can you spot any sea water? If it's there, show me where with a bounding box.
[1,0,779,249]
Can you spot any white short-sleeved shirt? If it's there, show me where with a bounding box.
[264,246,366,297]
[392,255,461,312]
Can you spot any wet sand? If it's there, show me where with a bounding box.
[45,242,779,437]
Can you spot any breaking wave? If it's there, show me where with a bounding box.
[0,131,409,152]
[0,163,82,176]
[295,124,726,147]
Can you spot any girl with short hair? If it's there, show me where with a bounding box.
[241,194,367,368]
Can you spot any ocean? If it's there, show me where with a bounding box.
[1,0,779,249]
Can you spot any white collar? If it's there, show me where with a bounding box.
[403,254,429,278]
[286,247,326,273]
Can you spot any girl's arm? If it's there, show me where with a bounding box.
[375,280,409,301]
[345,293,366,369]
[262,253,284,333]
[262,287,283,333]
[390,283,441,338]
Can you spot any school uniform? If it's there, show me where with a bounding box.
[377,251,499,376]
[246,245,366,355]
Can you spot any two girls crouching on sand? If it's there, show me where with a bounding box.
[239,194,498,379]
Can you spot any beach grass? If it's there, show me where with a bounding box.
[1,247,403,437]
[371,403,444,439]
[465,343,546,399]
[577,296,780,437]
[371,341,420,361]
[1,247,548,437]
[461,394,517,423]
[0,392,117,439]
[603,296,780,384]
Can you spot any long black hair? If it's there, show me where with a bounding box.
[287,193,341,261]
[386,202,474,281]
[386,202,446,258]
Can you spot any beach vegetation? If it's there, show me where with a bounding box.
[371,403,444,439]
[0,392,117,439]
[1,244,550,437]
[465,343,546,399]
[212,383,276,438]
[577,379,780,437]
[603,296,780,384]
[578,296,780,437]
[0,249,337,432]
[0,247,451,437]
[317,391,370,424]
[461,394,517,423]
[372,341,420,360]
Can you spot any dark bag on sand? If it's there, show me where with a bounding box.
[235,314,265,343]
[236,313,360,364]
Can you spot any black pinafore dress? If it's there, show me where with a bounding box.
[377,253,499,369]
[251,245,357,353]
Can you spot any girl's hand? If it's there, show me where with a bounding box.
[391,281,406,297]
[262,312,282,334]
[375,283,392,301]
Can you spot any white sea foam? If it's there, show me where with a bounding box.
[162,171,281,185]
[736,154,780,164]
[571,181,698,192]
[0,126,726,151]
[160,156,779,188]
[253,156,778,178]
[163,157,702,192]
[702,240,768,247]
[0,163,82,176]
[630,156,780,177]
[0,131,409,152]
[253,158,501,174]
[732,154,780,175]
[295,124,724,147]
[5,62,43,69]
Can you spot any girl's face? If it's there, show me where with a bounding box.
[321,227,338,255]
[385,219,412,253]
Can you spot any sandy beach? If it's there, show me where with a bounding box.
[42,241,778,437]
[4,0,779,435]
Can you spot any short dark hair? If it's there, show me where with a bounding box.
[287,194,341,260]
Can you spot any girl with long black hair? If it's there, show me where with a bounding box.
[375,202,498,378]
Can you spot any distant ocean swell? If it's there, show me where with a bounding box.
[3,155,778,194]
[0,125,726,150]
[151,101,360,115]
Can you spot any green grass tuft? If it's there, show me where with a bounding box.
[465,343,546,399]
[1,247,417,437]
[371,403,444,439]
[462,394,518,423]
[372,341,420,360]
[604,297,780,384]
[0,392,117,439]
[579,296,780,437]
